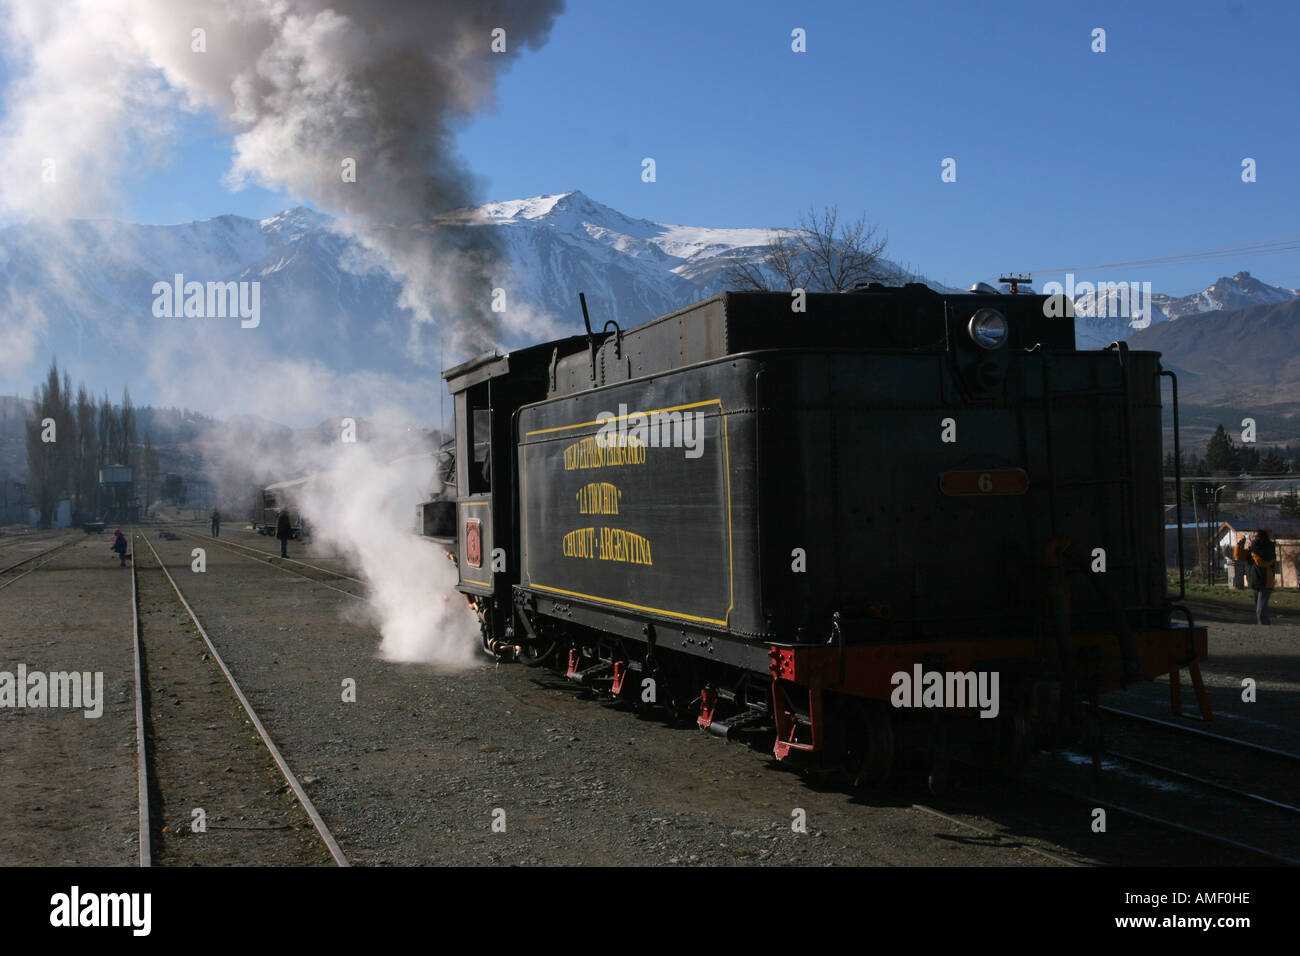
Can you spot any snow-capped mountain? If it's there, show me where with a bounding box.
[0,190,1294,416]
[1067,288,1174,350]
[1066,270,1296,349]
[1155,271,1296,317]
[445,190,940,334]
[0,190,942,409]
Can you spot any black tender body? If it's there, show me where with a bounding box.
[447,287,1164,660]
[438,284,1206,769]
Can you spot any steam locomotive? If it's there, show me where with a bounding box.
[426,284,1208,788]
[252,477,309,539]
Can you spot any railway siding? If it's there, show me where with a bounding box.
[131,532,335,866]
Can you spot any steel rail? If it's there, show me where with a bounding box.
[1019,772,1299,866]
[129,533,152,866]
[1100,705,1300,763]
[169,527,365,597]
[136,531,350,866]
[1104,749,1300,815]
[0,538,78,590]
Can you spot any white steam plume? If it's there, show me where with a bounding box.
[199,413,480,668]
[301,444,479,668]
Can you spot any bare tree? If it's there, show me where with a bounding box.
[725,230,803,291]
[725,205,891,292]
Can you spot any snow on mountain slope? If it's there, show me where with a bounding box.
[1067,270,1295,349]
[0,187,948,380]
[1,189,1293,417]
[455,190,946,332]
[1156,271,1296,317]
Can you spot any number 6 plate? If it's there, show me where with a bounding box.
[939,468,1030,496]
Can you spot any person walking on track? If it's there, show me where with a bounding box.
[110,529,129,567]
[210,508,221,537]
[275,509,292,558]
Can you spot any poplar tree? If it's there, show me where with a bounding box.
[25,360,76,527]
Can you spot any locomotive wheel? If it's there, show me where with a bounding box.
[845,702,894,788]
[659,679,696,725]
[662,694,692,724]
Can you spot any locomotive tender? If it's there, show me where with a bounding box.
[252,477,309,539]
[435,284,1208,785]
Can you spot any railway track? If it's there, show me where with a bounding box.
[1103,748,1300,816]
[166,527,365,598]
[0,532,55,553]
[1098,705,1300,810]
[0,537,78,591]
[143,527,1299,867]
[1078,704,1300,863]
[130,529,349,866]
[1020,765,1297,866]
[1101,704,1300,763]
[1017,741,1300,865]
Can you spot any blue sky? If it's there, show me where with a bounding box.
[105,0,1300,296]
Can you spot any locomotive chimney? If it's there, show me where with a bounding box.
[998,273,1032,295]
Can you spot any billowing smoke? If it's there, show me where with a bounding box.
[0,0,565,664]
[0,0,565,354]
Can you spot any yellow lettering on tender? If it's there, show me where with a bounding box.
[598,527,653,566]
[563,434,646,470]
[561,527,597,559]
[576,482,621,515]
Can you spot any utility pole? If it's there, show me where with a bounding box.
[1211,485,1226,586]
[1191,485,1202,586]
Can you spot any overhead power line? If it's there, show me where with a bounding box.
[1030,235,1300,275]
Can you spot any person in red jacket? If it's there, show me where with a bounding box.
[1235,530,1277,625]
[110,529,129,567]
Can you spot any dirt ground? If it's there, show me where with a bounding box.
[0,533,138,865]
[1113,590,1300,754]
[0,523,1293,866]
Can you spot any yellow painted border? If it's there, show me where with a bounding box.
[458,499,492,587]
[525,399,722,437]
[522,399,735,627]
[527,582,730,626]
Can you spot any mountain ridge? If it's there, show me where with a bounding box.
[0,190,1294,424]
